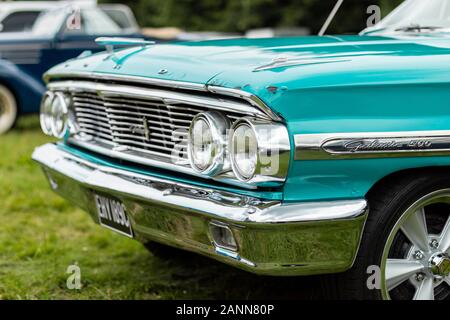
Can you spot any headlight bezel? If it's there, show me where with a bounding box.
[40,91,70,138]
[229,117,291,184]
[39,91,54,136]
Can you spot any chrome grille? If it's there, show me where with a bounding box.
[68,83,254,166]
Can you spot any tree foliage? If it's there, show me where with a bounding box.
[100,0,403,33]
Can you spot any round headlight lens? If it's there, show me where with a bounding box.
[40,91,53,135]
[50,92,69,138]
[188,112,229,176]
[190,118,213,171]
[230,122,258,181]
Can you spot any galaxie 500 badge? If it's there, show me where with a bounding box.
[324,137,434,153]
[294,131,450,160]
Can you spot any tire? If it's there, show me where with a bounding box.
[323,171,450,300]
[143,241,193,260]
[0,84,18,135]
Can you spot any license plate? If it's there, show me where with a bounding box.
[94,194,133,238]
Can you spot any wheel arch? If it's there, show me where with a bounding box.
[366,166,450,201]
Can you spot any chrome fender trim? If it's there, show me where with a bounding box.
[295,130,450,160]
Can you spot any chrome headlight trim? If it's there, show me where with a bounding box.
[230,117,291,183]
[39,91,54,136]
[188,111,230,176]
[50,92,69,138]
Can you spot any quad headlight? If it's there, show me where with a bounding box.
[188,111,290,185]
[229,118,290,183]
[39,91,70,138]
[40,91,54,136]
[229,121,258,181]
[188,112,230,176]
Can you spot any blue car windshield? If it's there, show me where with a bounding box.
[32,7,121,37]
[365,0,450,34]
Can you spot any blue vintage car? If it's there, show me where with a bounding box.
[0,3,146,134]
[33,0,450,300]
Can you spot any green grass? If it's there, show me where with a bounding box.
[0,116,320,300]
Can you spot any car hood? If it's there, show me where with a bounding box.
[47,34,450,117]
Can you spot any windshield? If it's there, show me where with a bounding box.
[368,0,450,33]
[32,7,121,37]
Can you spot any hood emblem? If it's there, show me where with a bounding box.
[130,117,150,141]
[95,37,155,53]
[143,117,150,141]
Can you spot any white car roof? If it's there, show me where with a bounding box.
[0,1,97,22]
[0,1,97,12]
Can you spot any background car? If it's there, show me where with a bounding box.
[0,1,138,33]
[0,2,151,134]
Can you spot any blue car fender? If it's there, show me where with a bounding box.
[0,59,45,114]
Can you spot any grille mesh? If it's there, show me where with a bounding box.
[71,90,244,163]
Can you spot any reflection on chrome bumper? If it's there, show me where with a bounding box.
[32,143,368,276]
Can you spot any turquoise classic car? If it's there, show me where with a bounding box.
[33,0,450,300]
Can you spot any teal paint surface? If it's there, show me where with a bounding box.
[47,34,450,202]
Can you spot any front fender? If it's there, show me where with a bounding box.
[281,82,450,202]
[0,60,45,114]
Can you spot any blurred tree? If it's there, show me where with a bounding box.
[99,0,404,33]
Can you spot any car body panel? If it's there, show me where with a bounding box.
[45,34,450,202]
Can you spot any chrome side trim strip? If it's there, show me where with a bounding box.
[44,71,282,121]
[295,130,450,160]
[32,143,368,224]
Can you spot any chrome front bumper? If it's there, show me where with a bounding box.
[32,143,368,276]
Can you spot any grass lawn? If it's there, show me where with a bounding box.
[0,116,321,300]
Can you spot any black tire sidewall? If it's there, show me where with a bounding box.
[344,172,450,299]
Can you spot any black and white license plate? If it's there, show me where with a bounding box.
[94,194,133,238]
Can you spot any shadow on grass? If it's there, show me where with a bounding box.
[136,245,324,300]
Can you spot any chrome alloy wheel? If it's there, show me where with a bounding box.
[381,189,450,300]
